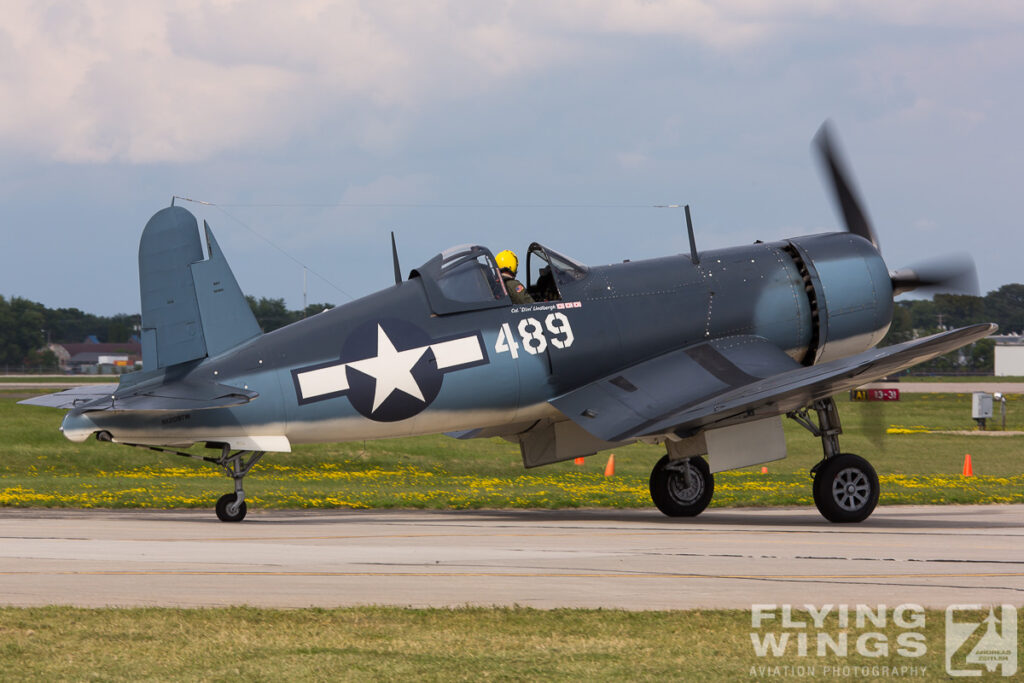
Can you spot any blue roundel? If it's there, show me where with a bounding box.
[342,318,444,422]
[290,317,489,423]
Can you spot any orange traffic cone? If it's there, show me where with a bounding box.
[761,466,768,474]
[574,457,585,466]
[604,454,615,477]
[962,454,973,477]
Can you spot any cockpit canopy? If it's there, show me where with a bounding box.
[411,245,506,315]
[411,243,589,315]
[525,242,588,288]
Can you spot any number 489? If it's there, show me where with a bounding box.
[494,313,574,359]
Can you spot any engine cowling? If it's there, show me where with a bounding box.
[785,233,893,365]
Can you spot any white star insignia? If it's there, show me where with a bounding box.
[293,325,486,412]
[347,325,427,412]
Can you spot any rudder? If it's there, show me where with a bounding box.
[191,220,262,357]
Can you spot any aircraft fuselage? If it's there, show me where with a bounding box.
[62,231,892,451]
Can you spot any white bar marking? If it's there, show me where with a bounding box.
[297,364,350,399]
[432,336,484,369]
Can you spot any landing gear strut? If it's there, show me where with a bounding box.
[104,437,265,523]
[213,447,264,523]
[788,398,879,523]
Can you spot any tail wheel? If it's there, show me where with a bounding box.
[812,453,879,523]
[216,493,247,522]
[649,454,714,517]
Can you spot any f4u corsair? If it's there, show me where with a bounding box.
[23,125,994,523]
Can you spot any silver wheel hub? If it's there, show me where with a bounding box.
[832,467,870,511]
[668,465,703,505]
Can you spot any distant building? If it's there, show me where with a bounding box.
[48,340,142,374]
[993,334,1024,377]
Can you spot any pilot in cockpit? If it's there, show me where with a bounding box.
[496,250,534,304]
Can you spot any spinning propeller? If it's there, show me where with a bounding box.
[814,122,982,446]
[813,122,979,298]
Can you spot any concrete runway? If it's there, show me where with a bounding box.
[0,506,1021,609]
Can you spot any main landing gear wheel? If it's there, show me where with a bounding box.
[789,398,880,523]
[215,493,247,522]
[650,454,714,517]
[212,447,264,523]
[812,453,879,523]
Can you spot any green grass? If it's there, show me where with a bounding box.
[900,375,1024,383]
[3,391,1024,509]
[0,375,119,383]
[0,606,1004,681]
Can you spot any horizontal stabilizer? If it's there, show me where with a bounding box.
[18,384,119,409]
[21,380,258,412]
[92,379,258,412]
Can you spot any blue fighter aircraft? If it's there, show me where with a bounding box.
[22,124,995,523]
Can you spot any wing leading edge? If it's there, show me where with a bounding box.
[553,324,996,443]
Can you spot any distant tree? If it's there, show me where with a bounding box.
[105,313,139,343]
[931,293,987,328]
[244,297,334,332]
[967,338,995,372]
[24,347,58,370]
[302,303,335,318]
[883,303,915,345]
[906,298,938,330]
[984,284,1024,334]
[8,298,45,363]
[43,307,103,343]
[246,296,296,333]
[0,296,16,364]
[1,294,338,369]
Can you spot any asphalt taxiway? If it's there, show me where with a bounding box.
[0,506,1021,609]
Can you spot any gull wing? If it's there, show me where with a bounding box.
[552,324,996,442]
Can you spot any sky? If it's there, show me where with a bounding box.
[2,1,1023,316]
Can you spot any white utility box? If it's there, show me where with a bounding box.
[972,392,993,419]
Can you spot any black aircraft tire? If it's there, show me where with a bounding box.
[812,453,879,523]
[649,455,714,517]
[215,493,247,522]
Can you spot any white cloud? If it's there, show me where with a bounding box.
[1,1,1021,164]
[0,1,779,163]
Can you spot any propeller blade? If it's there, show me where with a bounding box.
[814,121,880,252]
[889,253,979,297]
[859,399,887,452]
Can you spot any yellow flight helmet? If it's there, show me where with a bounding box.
[495,249,519,275]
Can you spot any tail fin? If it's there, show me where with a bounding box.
[139,206,261,370]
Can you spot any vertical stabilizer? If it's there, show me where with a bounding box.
[139,207,208,369]
[139,207,262,370]
[190,221,262,356]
